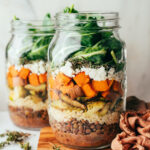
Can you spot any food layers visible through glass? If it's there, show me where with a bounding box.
[48,8,126,149]
[6,15,55,129]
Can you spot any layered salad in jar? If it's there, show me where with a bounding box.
[6,14,55,128]
[48,6,126,148]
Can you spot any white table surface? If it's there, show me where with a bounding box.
[0,111,40,150]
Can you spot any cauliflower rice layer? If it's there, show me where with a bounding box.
[49,106,120,125]
[9,97,48,111]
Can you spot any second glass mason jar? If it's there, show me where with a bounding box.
[6,18,55,129]
[48,12,126,149]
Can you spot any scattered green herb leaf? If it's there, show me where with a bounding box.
[13,16,20,21]
[53,144,61,150]
[64,4,78,13]
[111,50,118,64]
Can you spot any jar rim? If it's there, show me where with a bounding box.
[56,11,119,20]
[11,20,55,35]
[12,20,55,27]
[55,11,120,30]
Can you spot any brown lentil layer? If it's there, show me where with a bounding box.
[51,118,120,148]
[9,105,49,129]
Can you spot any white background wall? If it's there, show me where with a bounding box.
[0,0,150,111]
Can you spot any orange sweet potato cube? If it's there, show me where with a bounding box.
[73,72,90,87]
[9,65,19,77]
[82,83,97,98]
[92,80,109,92]
[39,73,47,84]
[56,73,72,85]
[29,73,39,86]
[19,67,30,79]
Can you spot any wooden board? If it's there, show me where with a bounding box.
[38,127,111,150]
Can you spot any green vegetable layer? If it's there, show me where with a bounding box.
[62,5,125,72]
[7,13,55,64]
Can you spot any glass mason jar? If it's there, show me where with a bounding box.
[48,12,126,149]
[6,19,55,129]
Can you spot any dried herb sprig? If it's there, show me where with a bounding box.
[53,144,61,150]
[0,131,31,150]
[20,142,31,150]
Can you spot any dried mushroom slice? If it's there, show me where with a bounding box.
[59,93,86,110]
[25,84,46,92]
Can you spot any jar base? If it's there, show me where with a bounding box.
[50,118,119,149]
[60,143,110,150]
[9,105,49,130]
